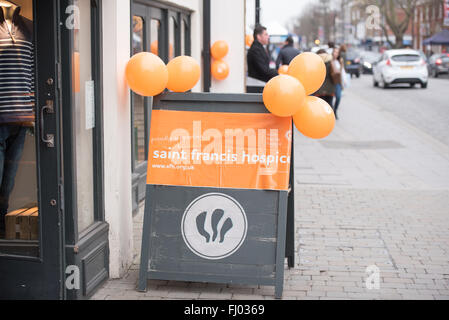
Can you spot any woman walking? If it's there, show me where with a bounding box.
[332,47,344,120]
[314,49,336,110]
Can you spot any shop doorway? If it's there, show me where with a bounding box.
[0,0,64,299]
[1,0,108,300]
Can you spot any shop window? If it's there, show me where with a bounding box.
[0,0,39,257]
[132,16,144,55]
[182,16,191,56]
[63,0,103,236]
[132,15,147,167]
[73,0,96,233]
[168,13,181,60]
[181,17,185,56]
[150,19,160,57]
[169,16,175,60]
[130,1,191,211]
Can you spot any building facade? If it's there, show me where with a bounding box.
[414,0,446,52]
[0,0,246,300]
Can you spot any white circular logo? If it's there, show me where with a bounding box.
[181,193,248,260]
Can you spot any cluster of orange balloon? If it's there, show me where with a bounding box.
[125,52,200,96]
[263,52,336,140]
[150,41,174,60]
[245,34,254,47]
[278,65,289,75]
[210,40,230,81]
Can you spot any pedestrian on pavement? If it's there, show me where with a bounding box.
[276,36,301,70]
[314,49,336,109]
[332,47,344,120]
[339,44,348,70]
[327,41,335,55]
[247,24,278,84]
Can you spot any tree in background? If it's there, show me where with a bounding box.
[360,0,418,48]
[291,0,338,47]
[291,2,320,47]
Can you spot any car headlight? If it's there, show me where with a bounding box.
[364,62,372,69]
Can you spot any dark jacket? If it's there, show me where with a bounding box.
[247,40,277,83]
[276,44,301,69]
[0,6,35,124]
[314,53,336,97]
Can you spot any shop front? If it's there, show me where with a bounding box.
[1,0,247,300]
[0,0,109,300]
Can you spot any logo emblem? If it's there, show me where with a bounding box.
[181,193,248,260]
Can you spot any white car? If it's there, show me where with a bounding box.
[311,45,329,54]
[373,49,428,89]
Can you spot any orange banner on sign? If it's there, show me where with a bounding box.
[146,110,292,191]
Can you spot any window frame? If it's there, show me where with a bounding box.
[62,0,105,243]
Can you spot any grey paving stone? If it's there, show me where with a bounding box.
[91,77,449,301]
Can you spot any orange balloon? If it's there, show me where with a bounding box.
[166,56,201,92]
[288,52,326,95]
[125,52,168,97]
[150,41,174,58]
[263,75,306,117]
[211,60,230,80]
[293,96,335,139]
[245,34,254,47]
[278,65,289,75]
[150,41,158,55]
[211,40,229,60]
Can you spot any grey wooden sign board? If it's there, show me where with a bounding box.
[138,93,295,299]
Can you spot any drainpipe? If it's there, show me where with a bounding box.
[203,0,211,92]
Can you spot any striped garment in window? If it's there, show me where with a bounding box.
[0,8,35,124]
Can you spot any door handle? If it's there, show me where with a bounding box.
[40,100,55,148]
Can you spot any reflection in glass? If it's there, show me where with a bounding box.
[150,19,160,57]
[181,19,185,56]
[132,16,146,167]
[74,0,95,233]
[132,16,144,55]
[169,17,175,61]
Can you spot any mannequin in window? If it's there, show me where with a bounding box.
[0,1,35,234]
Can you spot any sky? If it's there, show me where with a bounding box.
[246,0,316,33]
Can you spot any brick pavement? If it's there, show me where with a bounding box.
[92,80,449,300]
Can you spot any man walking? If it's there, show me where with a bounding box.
[276,36,301,70]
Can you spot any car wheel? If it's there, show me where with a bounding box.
[421,82,428,89]
[410,83,416,88]
[431,69,438,78]
[381,76,389,89]
[373,79,379,87]
[356,72,360,78]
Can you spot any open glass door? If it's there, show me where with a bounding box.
[0,0,64,299]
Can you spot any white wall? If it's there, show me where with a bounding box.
[102,0,133,279]
[161,0,245,93]
[210,0,245,93]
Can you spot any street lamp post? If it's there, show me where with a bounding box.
[256,0,260,25]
